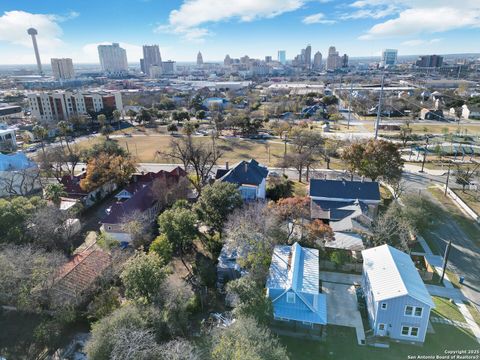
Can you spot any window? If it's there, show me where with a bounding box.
[378,323,386,331]
[286,292,295,304]
[404,306,413,316]
[401,326,419,337]
[405,306,423,317]
[414,307,423,317]
[302,321,313,328]
[381,303,387,310]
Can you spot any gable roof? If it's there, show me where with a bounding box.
[0,152,37,171]
[267,242,327,324]
[362,244,434,307]
[309,179,380,202]
[219,159,268,187]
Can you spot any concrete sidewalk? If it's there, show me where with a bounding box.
[426,284,466,301]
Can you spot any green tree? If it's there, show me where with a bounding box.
[195,182,242,234]
[120,252,167,304]
[182,121,196,136]
[196,109,206,120]
[149,234,173,263]
[158,205,198,253]
[211,316,289,360]
[32,124,48,157]
[44,183,66,206]
[97,114,107,127]
[167,123,178,134]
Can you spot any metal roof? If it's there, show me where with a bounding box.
[362,244,434,307]
[219,159,268,187]
[309,179,380,201]
[267,242,327,324]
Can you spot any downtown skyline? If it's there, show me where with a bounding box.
[0,0,479,65]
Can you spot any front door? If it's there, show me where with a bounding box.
[377,323,386,336]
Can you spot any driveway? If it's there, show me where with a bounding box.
[320,271,365,345]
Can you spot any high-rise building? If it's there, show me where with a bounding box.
[197,51,204,66]
[415,55,443,68]
[224,54,232,66]
[313,51,322,70]
[97,43,128,77]
[277,50,286,65]
[326,46,341,71]
[305,45,312,68]
[265,56,272,63]
[51,58,75,80]
[141,45,162,78]
[161,61,176,75]
[342,54,349,68]
[27,28,43,76]
[381,49,398,68]
[28,91,123,124]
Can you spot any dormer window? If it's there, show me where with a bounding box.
[286,292,295,303]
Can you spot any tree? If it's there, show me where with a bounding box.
[120,252,167,304]
[182,121,196,136]
[32,124,48,157]
[266,175,293,201]
[136,109,152,124]
[149,234,173,263]
[80,152,136,192]
[0,196,46,244]
[167,123,178,134]
[211,316,289,360]
[399,125,412,146]
[0,244,66,311]
[455,164,479,191]
[280,129,324,182]
[322,95,339,106]
[341,139,403,183]
[371,203,415,251]
[85,304,150,360]
[304,220,334,248]
[163,136,223,194]
[195,182,242,234]
[158,205,198,254]
[196,110,206,120]
[226,276,273,325]
[97,114,107,128]
[271,196,310,240]
[101,124,114,139]
[157,339,199,360]
[44,183,66,206]
[113,109,121,125]
[121,210,152,249]
[126,109,137,124]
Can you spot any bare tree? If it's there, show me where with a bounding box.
[0,167,42,196]
[151,176,190,208]
[121,210,152,249]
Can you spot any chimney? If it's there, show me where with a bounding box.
[225,161,229,170]
[361,176,365,182]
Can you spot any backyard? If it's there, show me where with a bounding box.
[281,323,479,360]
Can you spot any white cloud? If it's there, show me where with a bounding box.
[159,0,305,41]
[359,3,480,40]
[0,10,68,49]
[401,38,441,47]
[341,5,398,20]
[303,12,336,24]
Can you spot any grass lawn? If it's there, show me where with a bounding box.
[452,189,480,215]
[77,135,289,167]
[465,302,480,327]
[431,296,465,323]
[428,187,480,246]
[281,324,478,360]
[409,124,480,135]
[292,181,308,197]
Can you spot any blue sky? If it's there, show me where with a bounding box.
[0,0,479,64]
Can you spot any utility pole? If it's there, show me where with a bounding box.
[374,72,385,139]
[440,239,452,284]
[347,82,353,129]
[444,162,451,196]
[420,136,429,173]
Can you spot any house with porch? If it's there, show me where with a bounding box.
[266,242,327,337]
[216,159,268,201]
[362,244,435,344]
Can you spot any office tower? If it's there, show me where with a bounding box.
[140,59,145,74]
[305,45,312,68]
[97,43,128,77]
[277,50,286,65]
[197,51,203,66]
[27,28,43,76]
[313,51,322,70]
[51,58,75,80]
[224,54,232,66]
[326,46,341,71]
[415,55,443,68]
[381,49,398,68]
[265,56,272,63]
[142,45,162,77]
[342,54,349,68]
[28,91,123,124]
[161,61,176,75]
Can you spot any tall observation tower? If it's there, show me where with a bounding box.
[27,28,43,76]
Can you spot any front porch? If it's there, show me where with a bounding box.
[271,319,326,341]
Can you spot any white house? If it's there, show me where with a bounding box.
[362,245,435,344]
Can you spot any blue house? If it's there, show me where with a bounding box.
[362,245,435,344]
[266,242,327,333]
[216,159,268,201]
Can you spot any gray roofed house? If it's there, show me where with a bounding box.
[216,159,268,200]
[309,179,380,203]
[361,244,435,343]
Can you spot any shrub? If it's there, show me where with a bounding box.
[149,234,173,263]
